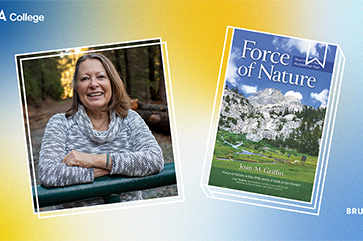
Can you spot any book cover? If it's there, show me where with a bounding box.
[201,27,345,215]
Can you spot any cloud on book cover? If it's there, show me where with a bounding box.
[226,47,240,87]
[285,90,303,101]
[241,85,257,94]
[311,89,329,107]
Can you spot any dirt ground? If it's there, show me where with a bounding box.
[25,98,178,211]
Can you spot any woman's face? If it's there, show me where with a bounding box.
[76,58,112,114]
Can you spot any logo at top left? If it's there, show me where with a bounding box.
[0,9,45,23]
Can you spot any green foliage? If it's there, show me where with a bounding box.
[296,106,326,126]
[247,113,254,118]
[240,113,246,121]
[294,106,325,156]
[278,123,283,131]
[225,95,231,103]
[231,98,238,104]
[23,57,63,105]
[283,107,289,116]
[219,115,236,127]
[231,86,239,94]
[267,106,325,156]
[218,116,226,127]
[270,109,279,116]
[227,117,237,125]
[102,44,164,102]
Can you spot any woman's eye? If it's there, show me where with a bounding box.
[98,75,106,79]
[81,77,88,81]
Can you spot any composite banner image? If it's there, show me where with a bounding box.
[0,1,362,240]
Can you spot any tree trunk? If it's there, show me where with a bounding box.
[41,71,45,101]
[124,49,132,96]
[148,47,155,82]
[114,50,124,78]
[158,50,167,105]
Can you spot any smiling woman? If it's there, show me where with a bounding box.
[38,53,164,203]
[76,58,112,118]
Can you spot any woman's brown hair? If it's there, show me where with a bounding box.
[66,53,131,118]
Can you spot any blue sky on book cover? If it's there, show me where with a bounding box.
[226,29,337,108]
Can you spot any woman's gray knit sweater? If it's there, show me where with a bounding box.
[38,105,164,187]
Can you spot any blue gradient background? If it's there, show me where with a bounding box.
[1,1,363,240]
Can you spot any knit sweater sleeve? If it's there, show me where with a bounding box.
[38,114,94,187]
[109,111,164,177]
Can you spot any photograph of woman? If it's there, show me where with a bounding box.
[37,53,167,205]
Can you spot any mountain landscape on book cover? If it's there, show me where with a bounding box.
[208,28,338,202]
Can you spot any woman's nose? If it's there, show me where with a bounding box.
[89,77,99,88]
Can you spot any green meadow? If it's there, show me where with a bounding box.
[209,130,318,201]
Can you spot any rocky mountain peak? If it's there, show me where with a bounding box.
[247,88,299,107]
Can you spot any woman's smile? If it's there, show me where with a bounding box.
[88,92,104,98]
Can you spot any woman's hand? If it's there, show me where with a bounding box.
[63,150,111,170]
[63,150,95,168]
